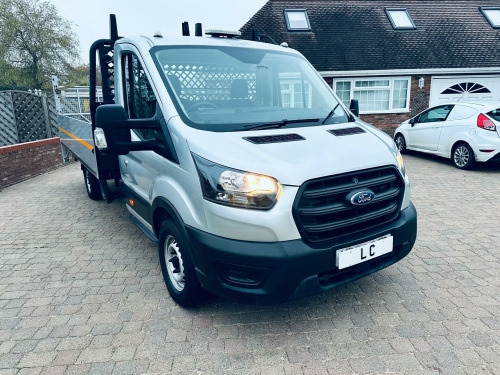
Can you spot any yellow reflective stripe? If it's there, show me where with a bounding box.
[59,127,93,150]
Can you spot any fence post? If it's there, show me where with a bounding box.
[41,94,53,138]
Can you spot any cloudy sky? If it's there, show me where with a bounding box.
[47,0,268,62]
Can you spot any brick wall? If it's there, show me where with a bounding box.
[326,75,433,137]
[0,138,69,189]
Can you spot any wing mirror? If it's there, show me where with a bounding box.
[95,104,156,155]
[349,99,359,117]
[409,118,416,127]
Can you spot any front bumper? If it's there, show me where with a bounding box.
[188,203,417,305]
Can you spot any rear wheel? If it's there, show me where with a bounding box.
[158,219,205,307]
[82,166,102,200]
[394,134,406,153]
[452,143,475,170]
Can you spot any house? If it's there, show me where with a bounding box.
[240,0,500,135]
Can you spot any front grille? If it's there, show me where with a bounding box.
[293,166,404,244]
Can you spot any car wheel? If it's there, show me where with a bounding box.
[452,143,475,170]
[158,219,205,307]
[394,134,407,153]
[82,166,102,200]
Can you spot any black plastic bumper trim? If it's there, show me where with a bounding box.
[187,202,417,305]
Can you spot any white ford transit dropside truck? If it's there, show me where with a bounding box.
[59,16,417,307]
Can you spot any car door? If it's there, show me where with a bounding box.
[407,105,454,151]
[119,52,163,211]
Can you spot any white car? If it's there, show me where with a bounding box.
[394,102,500,169]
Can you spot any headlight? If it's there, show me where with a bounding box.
[396,151,405,177]
[192,154,282,210]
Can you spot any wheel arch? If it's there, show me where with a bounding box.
[450,140,473,159]
[152,197,199,268]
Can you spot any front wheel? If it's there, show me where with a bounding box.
[158,219,205,307]
[394,134,406,153]
[452,143,475,170]
[82,166,102,200]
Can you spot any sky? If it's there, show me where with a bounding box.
[46,0,268,63]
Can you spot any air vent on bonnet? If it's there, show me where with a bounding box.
[244,134,305,144]
[328,127,366,136]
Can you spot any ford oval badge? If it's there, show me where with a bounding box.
[347,190,375,206]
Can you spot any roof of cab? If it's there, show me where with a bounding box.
[116,34,299,55]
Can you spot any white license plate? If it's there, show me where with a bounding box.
[336,235,393,270]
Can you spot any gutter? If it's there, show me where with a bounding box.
[319,67,500,77]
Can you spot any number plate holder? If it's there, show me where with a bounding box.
[336,235,393,270]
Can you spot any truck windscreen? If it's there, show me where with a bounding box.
[151,45,347,132]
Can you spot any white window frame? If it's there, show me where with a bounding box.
[385,8,416,30]
[333,76,411,114]
[480,7,500,29]
[279,72,313,108]
[284,9,311,31]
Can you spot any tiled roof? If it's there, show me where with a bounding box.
[240,0,500,72]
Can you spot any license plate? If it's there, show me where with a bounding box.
[336,235,393,270]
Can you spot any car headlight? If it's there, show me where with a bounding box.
[192,154,282,210]
[396,151,405,177]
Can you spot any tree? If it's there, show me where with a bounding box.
[0,0,79,90]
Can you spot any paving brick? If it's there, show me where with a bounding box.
[1,150,499,374]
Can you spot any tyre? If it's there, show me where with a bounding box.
[452,143,475,170]
[158,219,205,307]
[394,134,406,153]
[82,166,102,200]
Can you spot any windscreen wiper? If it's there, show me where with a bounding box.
[240,118,320,131]
[322,103,340,124]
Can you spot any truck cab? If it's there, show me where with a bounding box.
[61,18,417,307]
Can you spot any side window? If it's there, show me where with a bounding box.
[123,54,157,138]
[417,105,453,123]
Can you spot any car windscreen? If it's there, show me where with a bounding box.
[151,45,347,132]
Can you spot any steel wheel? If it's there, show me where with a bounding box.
[164,235,185,292]
[452,143,475,170]
[158,219,206,307]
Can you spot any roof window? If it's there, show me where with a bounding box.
[385,8,416,30]
[480,7,500,28]
[284,9,311,31]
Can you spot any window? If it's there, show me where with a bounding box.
[334,77,411,114]
[441,82,491,95]
[486,108,500,121]
[480,7,500,28]
[385,8,416,30]
[284,9,311,31]
[123,54,157,120]
[415,105,453,123]
[279,73,312,108]
[122,53,157,139]
[152,46,346,131]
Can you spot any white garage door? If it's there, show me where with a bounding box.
[429,75,500,107]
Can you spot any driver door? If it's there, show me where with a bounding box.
[119,52,162,212]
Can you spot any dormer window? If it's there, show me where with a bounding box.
[385,8,416,30]
[284,9,311,31]
[480,7,500,29]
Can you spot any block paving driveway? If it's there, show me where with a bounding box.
[1,154,499,375]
